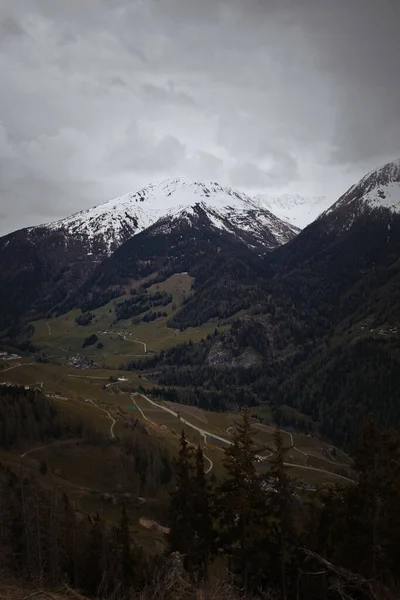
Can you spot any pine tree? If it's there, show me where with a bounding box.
[217,407,270,593]
[60,493,79,587]
[316,414,400,585]
[351,413,384,578]
[118,504,134,594]
[169,433,215,579]
[168,431,196,570]
[85,514,108,597]
[192,445,214,578]
[266,427,297,600]
[113,504,147,597]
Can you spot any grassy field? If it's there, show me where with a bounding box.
[30,273,230,367]
[0,269,357,553]
[0,265,355,515]
[0,356,355,490]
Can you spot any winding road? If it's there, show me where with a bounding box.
[252,422,310,465]
[100,330,147,354]
[1,362,35,373]
[131,393,213,473]
[43,342,71,353]
[117,333,147,353]
[21,444,49,458]
[229,423,352,482]
[85,399,116,439]
[6,361,352,483]
[19,399,116,461]
[134,393,354,483]
[133,392,233,447]
[68,374,109,380]
[20,437,81,458]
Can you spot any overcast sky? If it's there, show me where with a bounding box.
[0,0,399,235]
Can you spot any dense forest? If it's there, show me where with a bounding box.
[115,290,172,321]
[126,309,400,445]
[79,287,125,313]
[145,208,400,446]
[167,257,267,330]
[0,385,83,449]
[165,410,400,599]
[0,465,148,597]
[0,385,174,497]
[1,409,398,600]
[276,336,400,444]
[0,228,110,334]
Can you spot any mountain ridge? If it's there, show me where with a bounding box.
[30,177,299,255]
[143,159,400,444]
[2,158,400,445]
[0,177,297,332]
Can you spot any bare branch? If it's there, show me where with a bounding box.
[300,548,392,600]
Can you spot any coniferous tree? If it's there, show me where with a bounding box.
[116,504,134,595]
[168,431,196,570]
[81,514,105,596]
[217,407,270,594]
[113,504,147,598]
[266,428,298,600]
[60,493,79,587]
[192,445,215,578]
[169,435,215,579]
[316,414,400,586]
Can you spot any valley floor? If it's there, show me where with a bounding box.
[0,358,355,493]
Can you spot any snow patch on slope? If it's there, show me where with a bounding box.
[360,183,400,213]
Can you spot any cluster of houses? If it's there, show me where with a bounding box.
[67,354,98,369]
[0,351,21,361]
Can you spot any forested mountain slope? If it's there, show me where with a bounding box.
[140,159,400,443]
[0,178,297,334]
[59,204,271,324]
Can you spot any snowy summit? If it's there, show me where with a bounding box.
[33,177,299,254]
[323,158,400,224]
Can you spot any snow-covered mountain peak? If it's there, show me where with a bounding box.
[357,158,400,190]
[324,158,400,221]
[30,177,297,254]
[254,193,333,229]
[116,177,262,212]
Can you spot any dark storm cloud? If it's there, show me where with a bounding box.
[0,0,398,235]
[288,0,400,165]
